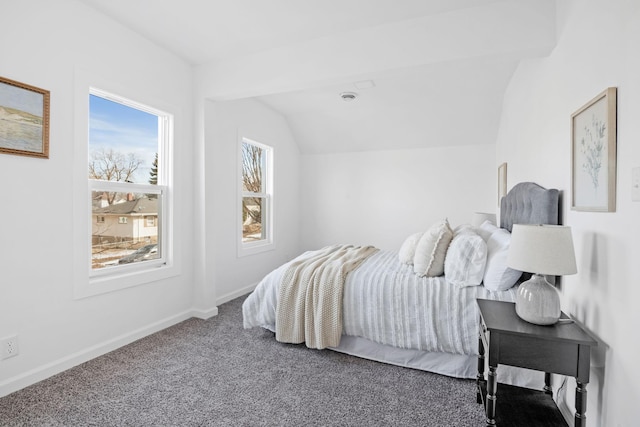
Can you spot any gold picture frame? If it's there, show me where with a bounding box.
[0,76,50,159]
[571,87,617,212]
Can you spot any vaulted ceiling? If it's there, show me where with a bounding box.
[81,0,557,153]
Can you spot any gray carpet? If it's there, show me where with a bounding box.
[0,295,487,426]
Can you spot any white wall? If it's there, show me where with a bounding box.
[0,0,196,396]
[496,1,639,426]
[4,4,635,425]
[203,98,301,303]
[300,144,496,251]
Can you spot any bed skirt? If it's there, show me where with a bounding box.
[331,335,544,389]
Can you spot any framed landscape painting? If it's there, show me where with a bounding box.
[571,87,617,212]
[0,76,50,158]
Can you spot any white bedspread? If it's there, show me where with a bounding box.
[243,249,518,357]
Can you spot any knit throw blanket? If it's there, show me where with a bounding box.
[275,244,379,349]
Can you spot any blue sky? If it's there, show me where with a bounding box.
[89,94,158,184]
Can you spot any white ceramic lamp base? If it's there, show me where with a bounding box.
[515,274,561,325]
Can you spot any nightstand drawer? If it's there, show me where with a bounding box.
[495,334,580,375]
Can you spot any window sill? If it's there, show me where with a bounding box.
[237,241,275,258]
[74,262,179,299]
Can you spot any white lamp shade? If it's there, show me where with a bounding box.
[507,224,577,276]
[472,212,497,227]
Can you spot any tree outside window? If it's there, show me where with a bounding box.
[241,138,272,249]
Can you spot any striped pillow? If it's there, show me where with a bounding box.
[444,230,488,287]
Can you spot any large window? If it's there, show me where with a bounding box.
[89,89,171,275]
[240,137,273,255]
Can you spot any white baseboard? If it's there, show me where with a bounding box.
[0,287,257,398]
[216,282,257,306]
[191,306,219,320]
[0,307,207,398]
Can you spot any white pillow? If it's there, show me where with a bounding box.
[453,223,475,235]
[444,230,488,287]
[398,232,424,265]
[483,229,522,291]
[413,219,454,277]
[476,220,500,242]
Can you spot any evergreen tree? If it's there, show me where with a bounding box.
[149,153,158,185]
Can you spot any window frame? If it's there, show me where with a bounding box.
[73,73,178,299]
[238,136,274,257]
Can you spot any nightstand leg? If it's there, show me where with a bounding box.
[486,366,497,426]
[477,333,485,404]
[575,381,587,427]
[544,372,553,396]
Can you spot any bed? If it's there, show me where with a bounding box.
[242,182,559,387]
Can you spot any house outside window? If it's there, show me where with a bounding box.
[89,89,171,273]
[239,137,273,256]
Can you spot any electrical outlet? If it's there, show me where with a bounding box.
[1,335,19,360]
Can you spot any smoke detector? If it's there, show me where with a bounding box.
[340,92,358,102]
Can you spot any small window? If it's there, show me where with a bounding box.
[89,89,171,273]
[239,137,273,255]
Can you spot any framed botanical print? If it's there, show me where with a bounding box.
[0,76,50,158]
[571,87,617,212]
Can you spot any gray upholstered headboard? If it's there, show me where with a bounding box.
[500,182,559,232]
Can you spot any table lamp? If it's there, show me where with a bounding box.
[507,224,577,325]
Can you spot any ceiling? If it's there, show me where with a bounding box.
[80,0,557,154]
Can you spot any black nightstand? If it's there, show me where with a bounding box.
[476,299,597,427]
